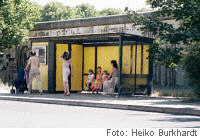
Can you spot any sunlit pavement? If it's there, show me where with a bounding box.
[0,100,200,128]
[1,92,200,116]
[0,88,10,94]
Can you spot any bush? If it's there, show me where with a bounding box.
[182,43,200,98]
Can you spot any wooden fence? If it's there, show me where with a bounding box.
[152,64,191,88]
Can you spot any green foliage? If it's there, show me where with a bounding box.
[75,4,98,18]
[129,0,200,44]
[127,0,200,96]
[155,45,182,68]
[40,1,75,21]
[182,43,200,97]
[38,3,125,21]
[127,0,200,66]
[0,0,39,52]
[31,2,42,21]
[147,42,159,63]
[99,8,124,16]
[145,40,182,68]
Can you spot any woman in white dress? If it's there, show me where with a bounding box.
[60,50,73,96]
[102,60,119,95]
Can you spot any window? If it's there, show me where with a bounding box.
[32,46,47,64]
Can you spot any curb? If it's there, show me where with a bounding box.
[0,96,200,116]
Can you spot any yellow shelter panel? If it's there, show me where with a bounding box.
[56,44,68,91]
[97,46,119,72]
[136,45,141,74]
[84,47,95,74]
[136,78,147,85]
[122,78,147,85]
[32,42,48,91]
[83,75,88,90]
[132,45,135,74]
[132,45,142,74]
[122,46,131,74]
[143,45,149,74]
[71,44,83,91]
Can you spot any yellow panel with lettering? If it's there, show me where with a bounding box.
[84,47,95,74]
[97,46,119,73]
[32,42,48,91]
[56,44,68,91]
[71,44,83,91]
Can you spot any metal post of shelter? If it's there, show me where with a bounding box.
[95,45,97,75]
[134,41,138,95]
[118,35,123,97]
[48,40,56,93]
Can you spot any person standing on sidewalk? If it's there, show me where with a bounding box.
[59,50,73,96]
[25,50,43,95]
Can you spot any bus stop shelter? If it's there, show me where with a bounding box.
[29,14,154,96]
[30,32,153,96]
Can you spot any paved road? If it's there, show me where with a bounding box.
[0,100,200,128]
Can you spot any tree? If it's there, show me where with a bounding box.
[99,8,124,16]
[62,6,75,20]
[31,2,43,21]
[182,43,200,97]
[0,0,39,52]
[127,0,200,97]
[75,4,98,18]
[129,0,200,44]
[40,2,75,21]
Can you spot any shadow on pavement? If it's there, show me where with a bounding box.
[152,117,200,123]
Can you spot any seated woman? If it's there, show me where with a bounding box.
[85,69,95,91]
[91,67,102,93]
[102,60,119,95]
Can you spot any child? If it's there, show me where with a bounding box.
[102,70,109,82]
[85,69,95,91]
[91,67,102,92]
[100,70,109,90]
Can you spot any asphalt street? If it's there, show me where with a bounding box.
[0,100,200,128]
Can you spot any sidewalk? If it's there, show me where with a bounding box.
[0,93,200,116]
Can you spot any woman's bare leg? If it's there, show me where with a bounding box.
[63,82,66,94]
[96,82,101,93]
[66,82,70,95]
